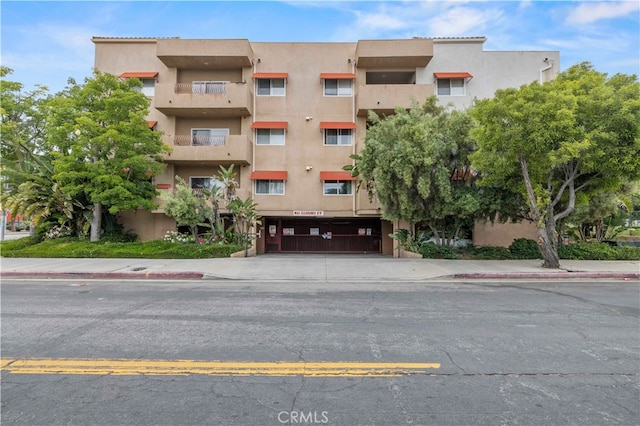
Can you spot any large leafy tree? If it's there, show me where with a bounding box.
[470,62,640,268]
[46,71,170,241]
[0,67,66,232]
[353,97,486,244]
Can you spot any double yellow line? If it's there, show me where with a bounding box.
[1,358,439,377]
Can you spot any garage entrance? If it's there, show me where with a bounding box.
[264,218,382,254]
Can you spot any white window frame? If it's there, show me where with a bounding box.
[324,129,353,146]
[132,78,155,96]
[324,79,352,97]
[257,78,285,96]
[255,179,285,195]
[189,176,224,196]
[192,81,227,94]
[323,180,353,195]
[437,78,466,96]
[256,128,285,145]
[191,128,229,146]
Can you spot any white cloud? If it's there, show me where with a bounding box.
[428,6,502,37]
[565,1,640,25]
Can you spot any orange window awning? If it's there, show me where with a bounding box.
[250,171,288,180]
[252,72,288,79]
[320,171,356,181]
[120,72,159,79]
[433,72,473,79]
[320,73,355,79]
[320,122,356,130]
[251,121,288,129]
[148,121,158,128]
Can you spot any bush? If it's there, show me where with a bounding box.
[418,243,459,259]
[557,242,640,260]
[0,237,242,259]
[466,245,513,260]
[509,238,542,259]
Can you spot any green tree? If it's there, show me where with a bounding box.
[353,97,482,245]
[46,71,170,241]
[470,63,640,268]
[161,176,212,243]
[228,197,261,255]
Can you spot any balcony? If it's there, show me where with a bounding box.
[157,39,253,69]
[154,82,253,117]
[357,83,434,116]
[163,134,252,165]
[356,39,433,69]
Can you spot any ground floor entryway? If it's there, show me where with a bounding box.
[262,217,384,254]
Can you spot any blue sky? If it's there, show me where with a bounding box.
[2,1,639,93]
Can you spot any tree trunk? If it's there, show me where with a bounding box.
[538,213,560,269]
[90,202,102,242]
[191,226,200,244]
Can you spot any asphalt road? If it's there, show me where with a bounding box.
[2,278,639,426]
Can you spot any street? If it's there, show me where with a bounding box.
[2,278,639,425]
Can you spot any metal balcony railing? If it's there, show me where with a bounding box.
[174,135,226,146]
[174,82,227,94]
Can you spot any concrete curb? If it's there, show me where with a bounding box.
[2,271,638,281]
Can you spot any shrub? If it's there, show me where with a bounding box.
[418,242,459,259]
[558,242,617,260]
[466,245,513,260]
[509,238,542,259]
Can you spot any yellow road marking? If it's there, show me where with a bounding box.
[0,358,439,377]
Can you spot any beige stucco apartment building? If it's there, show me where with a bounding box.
[92,36,558,254]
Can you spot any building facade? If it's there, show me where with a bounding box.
[92,36,559,254]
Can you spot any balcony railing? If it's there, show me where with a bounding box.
[175,82,227,94]
[174,135,226,146]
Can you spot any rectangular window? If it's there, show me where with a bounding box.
[191,128,229,146]
[256,128,285,145]
[323,180,353,195]
[192,81,227,94]
[257,78,285,96]
[437,78,465,96]
[190,176,224,197]
[132,79,155,96]
[255,179,285,195]
[324,79,352,96]
[324,129,352,146]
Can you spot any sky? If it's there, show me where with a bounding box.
[1,0,639,93]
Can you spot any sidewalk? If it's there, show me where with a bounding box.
[1,255,638,281]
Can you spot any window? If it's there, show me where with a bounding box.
[324,129,352,146]
[323,180,353,195]
[257,79,285,96]
[192,81,227,94]
[324,79,352,96]
[255,180,285,195]
[256,128,285,145]
[190,177,224,197]
[437,78,465,96]
[191,128,229,146]
[132,79,155,96]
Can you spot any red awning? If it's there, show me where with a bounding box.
[433,72,473,79]
[119,72,159,79]
[148,121,158,128]
[251,121,288,129]
[252,72,289,79]
[320,122,356,130]
[320,171,356,181]
[320,73,355,79]
[250,171,288,180]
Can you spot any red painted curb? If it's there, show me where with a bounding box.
[0,271,204,280]
[453,272,640,280]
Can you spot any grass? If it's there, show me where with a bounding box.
[0,237,242,259]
